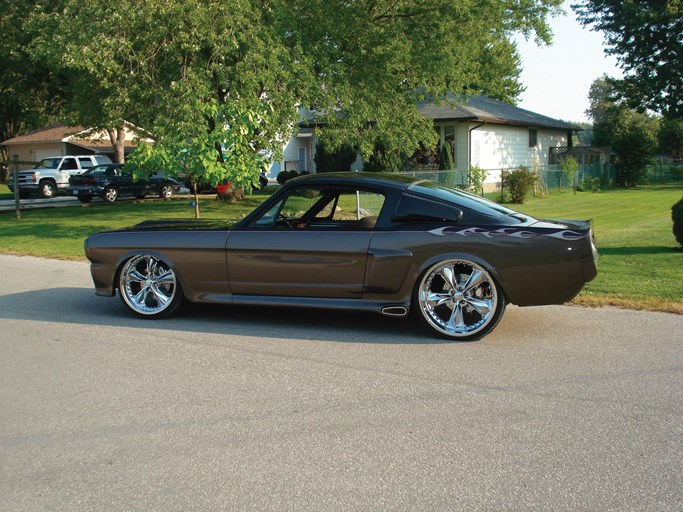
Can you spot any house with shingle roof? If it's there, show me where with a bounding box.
[1,123,152,171]
[274,96,580,188]
[418,95,579,175]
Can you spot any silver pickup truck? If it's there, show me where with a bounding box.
[9,154,113,198]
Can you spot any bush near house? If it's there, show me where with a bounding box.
[313,140,356,172]
[501,167,538,204]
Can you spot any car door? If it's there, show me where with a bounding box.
[57,157,79,185]
[227,186,385,299]
[115,167,135,194]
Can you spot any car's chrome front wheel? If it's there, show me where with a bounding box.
[417,259,505,341]
[118,254,183,318]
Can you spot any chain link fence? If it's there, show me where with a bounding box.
[399,162,682,195]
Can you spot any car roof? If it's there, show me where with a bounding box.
[286,172,422,190]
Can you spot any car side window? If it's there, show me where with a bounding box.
[78,157,94,169]
[61,158,78,170]
[250,186,385,229]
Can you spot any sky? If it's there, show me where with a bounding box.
[514,0,622,123]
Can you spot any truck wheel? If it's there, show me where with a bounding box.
[40,180,57,198]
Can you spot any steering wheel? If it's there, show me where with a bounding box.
[277,212,293,228]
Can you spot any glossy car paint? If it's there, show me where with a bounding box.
[85,172,598,337]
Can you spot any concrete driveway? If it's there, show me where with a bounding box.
[0,255,681,511]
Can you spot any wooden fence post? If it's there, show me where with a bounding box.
[12,155,20,220]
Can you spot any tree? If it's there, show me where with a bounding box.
[585,76,621,125]
[573,0,683,117]
[587,77,661,187]
[659,117,683,162]
[313,139,357,173]
[0,0,66,172]
[27,0,563,212]
[363,139,403,173]
[593,106,659,187]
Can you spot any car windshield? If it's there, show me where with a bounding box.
[407,181,527,219]
[82,165,116,176]
[34,158,62,169]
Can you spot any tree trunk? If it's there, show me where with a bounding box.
[192,181,200,219]
[107,124,126,163]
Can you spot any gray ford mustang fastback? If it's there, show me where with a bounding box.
[85,172,598,340]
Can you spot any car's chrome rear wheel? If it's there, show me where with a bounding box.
[118,254,183,318]
[417,259,505,341]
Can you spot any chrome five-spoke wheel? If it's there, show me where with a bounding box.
[417,259,505,340]
[118,254,183,318]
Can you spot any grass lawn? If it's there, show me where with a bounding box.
[0,183,13,200]
[1,183,681,313]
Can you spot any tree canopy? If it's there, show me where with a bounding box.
[573,0,682,118]
[588,77,660,186]
[0,0,66,165]
[16,0,563,204]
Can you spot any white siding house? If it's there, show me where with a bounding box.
[273,96,579,191]
[421,96,579,191]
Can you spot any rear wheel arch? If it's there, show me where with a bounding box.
[412,255,507,341]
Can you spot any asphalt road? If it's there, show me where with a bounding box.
[1,255,681,511]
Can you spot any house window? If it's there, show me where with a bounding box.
[529,129,538,148]
[444,125,456,163]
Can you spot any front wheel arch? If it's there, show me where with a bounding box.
[39,179,57,198]
[117,253,185,318]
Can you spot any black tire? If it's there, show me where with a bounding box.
[103,186,118,203]
[414,258,506,341]
[118,254,184,318]
[40,180,57,199]
[159,183,174,198]
[77,195,92,203]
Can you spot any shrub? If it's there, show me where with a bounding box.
[364,140,402,173]
[560,156,579,193]
[276,170,300,185]
[501,167,538,204]
[672,166,683,181]
[468,166,488,195]
[579,176,601,193]
[314,140,357,172]
[672,197,683,248]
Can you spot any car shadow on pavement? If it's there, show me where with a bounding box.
[0,286,467,345]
